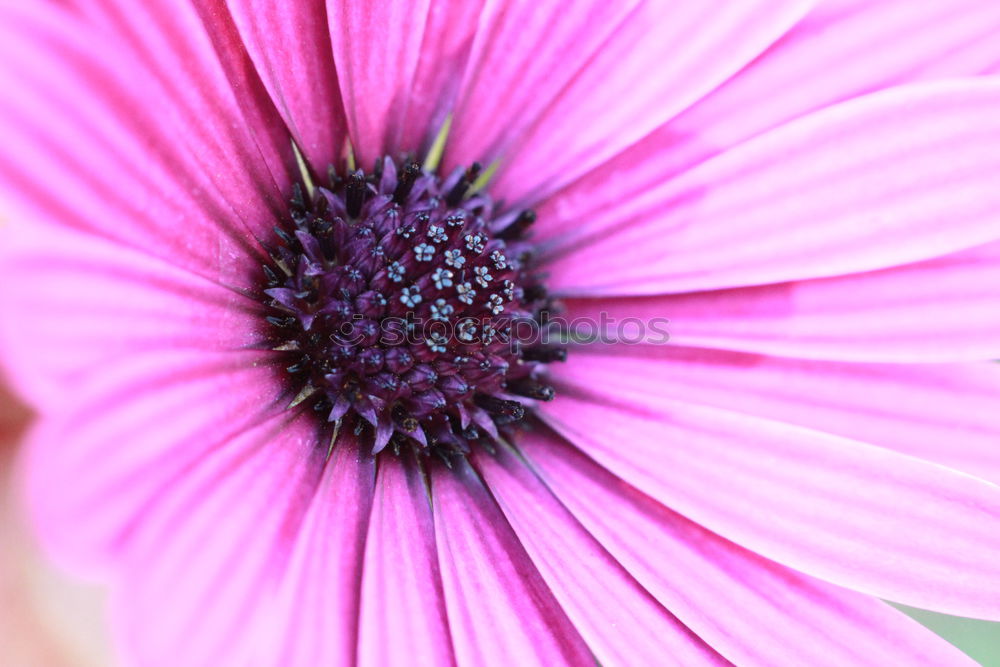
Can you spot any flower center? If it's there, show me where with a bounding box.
[259,156,565,457]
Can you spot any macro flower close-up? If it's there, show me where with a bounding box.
[4,0,1000,664]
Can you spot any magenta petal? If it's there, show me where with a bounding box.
[395,0,487,155]
[544,79,1000,295]
[430,459,592,666]
[78,0,297,209]
[0,3,293,281]
[261,443,375,666]
[472,447,725,665]
[325,0,488,157]
[443,1,644,173]
[109,414,322,666]
[227,0,348,169]
[449,1,811,204]
[561,240,1000,363]
[326,0,435,165]
[0,227,261,406]
[357,456,453,666]
[21,348,286,575]
[519,433,977,666]
[553,346,1000,486]
[539,0,1000,241]
[539,393,1000,621]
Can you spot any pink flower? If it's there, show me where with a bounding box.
[3,1,1000,665]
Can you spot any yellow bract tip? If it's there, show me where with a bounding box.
[292,141,315,199]
[288,384,317,409]
[423,114,453,173]
[326,420,342,462]
[343,137,357,173]
[469,160,500,194]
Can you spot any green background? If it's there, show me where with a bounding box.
[903,606,1000,665]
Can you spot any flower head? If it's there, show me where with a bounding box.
[260,156,557,455]
[3,2,1000,666]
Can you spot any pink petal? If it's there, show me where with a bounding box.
[108,413,323,667]
[430,458,592,666]
[538,0,1000,242]
[20,347,287,575]
[448,0,812,204]
[0,227,261,406]
[472,446,725,665]
[519,432,977,666]
[357,456,454,667]
[227,0,348,169]
[539,392,1000,620]
[553,346,1000,486]
[544,79,1000,295]
[0,3,293,283]
[560,240,1000,362]
[260,443,376,666]
[396,0,488,155]
[82,0,296,212]
[326,0,433,165]
[443,0,644,172]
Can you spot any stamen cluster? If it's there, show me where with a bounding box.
[260,157,565,456]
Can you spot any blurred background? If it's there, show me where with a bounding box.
[1,381,999,665]
[0,386,111,667]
